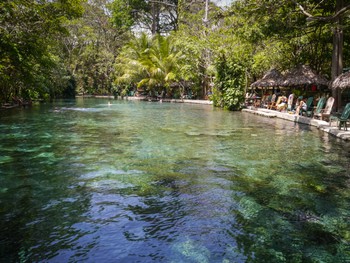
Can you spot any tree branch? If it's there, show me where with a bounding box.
[149,0,177,8]
[293,1,350,22]
[293,1,313,18]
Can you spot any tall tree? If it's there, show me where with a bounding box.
[177,0,224,98]
[110,0,178,34]
[61,0,126,95]
[222,1,349,78]
[0,0,84,103]
[293,0,350,110]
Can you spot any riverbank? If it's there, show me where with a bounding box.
[75,95,213,105]
[243,107,350,141]
[116,95,213,105]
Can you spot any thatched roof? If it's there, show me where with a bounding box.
[332,71,350,90]
[280,65,329,87]
[251,69,284,88]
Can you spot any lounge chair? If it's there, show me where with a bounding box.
[287,94,294,111]
[276,96,288,111]
[329,102,350,130]
[303,97,314,117]
[272,96,283,110]
[267,94,276,109]
[264,94,272,108]
[314,97,334,121]
[311,97,326,118]
[260,95,268,108]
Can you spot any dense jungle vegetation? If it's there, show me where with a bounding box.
[1,0,350,110]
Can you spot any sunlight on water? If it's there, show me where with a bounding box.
[0,98,349,262]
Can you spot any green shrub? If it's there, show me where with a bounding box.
[213,53,246,110]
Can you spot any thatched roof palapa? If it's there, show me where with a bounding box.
[281,65,329,87]
[250,68,284,88]
[332,71,350,90]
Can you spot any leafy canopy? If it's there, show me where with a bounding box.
[114,33,186,96]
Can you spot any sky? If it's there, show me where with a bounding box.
[213,0,235,7]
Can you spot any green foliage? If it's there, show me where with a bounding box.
[212,53,246,110]
[109,0,137,31]
[1,0,350,105]
[173,37,201,93]
[110,0,178,34]
[0,0,84,103]
[114,33,187,97]
[223,0,347,81]
[62,0,127,96]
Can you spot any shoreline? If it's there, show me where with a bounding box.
[76,95,213,105]
[242,107,350,141]
[123,96,213,105]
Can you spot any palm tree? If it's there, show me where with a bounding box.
[114,33,152,95]
[114,33,184,97]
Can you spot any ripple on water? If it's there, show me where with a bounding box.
[80,169,144,180]
[60,107,103,112]
[1,99,349,263]
[88,179,135,192]
[0,156,12,164]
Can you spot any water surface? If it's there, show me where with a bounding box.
[0,98,349,262]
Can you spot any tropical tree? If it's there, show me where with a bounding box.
[176,0,225,98]
[3,0,349,108]
[110,0,179,35]
[114,33,186,97]
[291,0,350,110]
[114,33,152,95]
[61,0,127,95]
[0,0,84,103]
[212,53,246,110]
[225,0,350,110]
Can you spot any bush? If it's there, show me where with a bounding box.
[213,53,246,110]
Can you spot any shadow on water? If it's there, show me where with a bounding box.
[0,166,95,262]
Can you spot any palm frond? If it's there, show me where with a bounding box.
[114,33,190,94]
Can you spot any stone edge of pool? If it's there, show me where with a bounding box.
[122,96,213,105]
[242,108,350,141]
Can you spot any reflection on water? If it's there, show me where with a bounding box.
[0,98,349,262]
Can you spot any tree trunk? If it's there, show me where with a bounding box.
[151,1,156,34]
[331,0,344,112]
[151,1,160,35]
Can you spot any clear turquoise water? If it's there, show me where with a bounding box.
[0,98,349,262]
